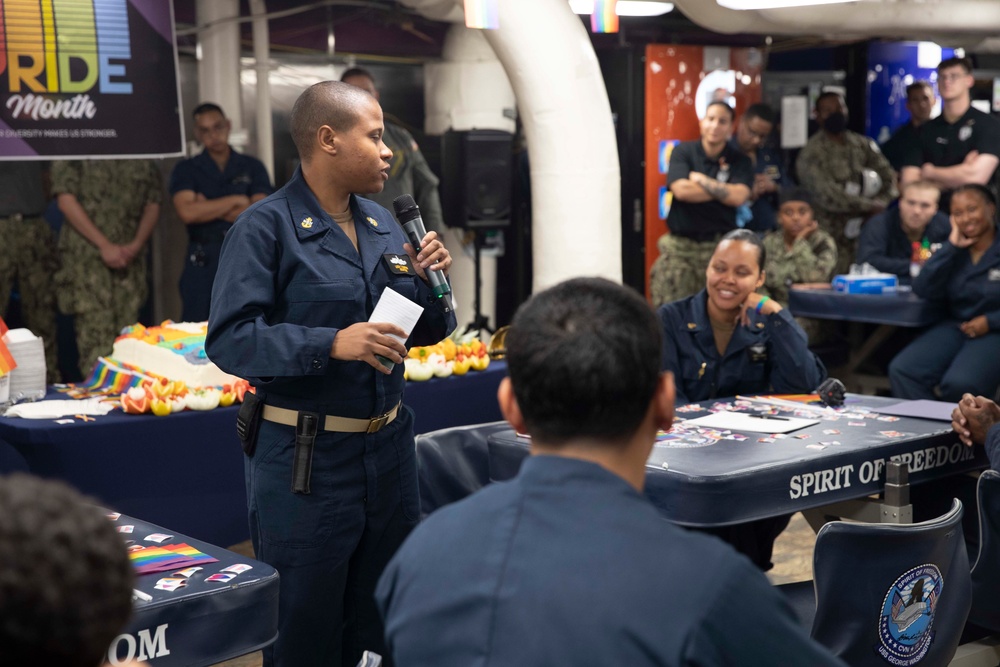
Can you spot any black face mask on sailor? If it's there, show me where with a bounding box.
[823,111,848,135]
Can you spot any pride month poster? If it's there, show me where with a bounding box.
[0,0,183,159]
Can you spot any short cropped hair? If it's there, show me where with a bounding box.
[900,179,941,199]
[505,278,662,446]
[0,474,134,667]
[743,103,776,125]
[719,228,767,269]
[815,91,845,110]
[289,81,372,161]
[938,56,973,75]
[906,80,933,98]
[706,100,735,122]
[192,102,225,119]
[340,67,376,85]
[952,183,998,210]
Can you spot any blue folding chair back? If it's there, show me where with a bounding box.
[790,499,971,667]
[414,421,509,516]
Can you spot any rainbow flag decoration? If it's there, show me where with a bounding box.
[130,543,218,575]
[0,315,8,337]
[464,0,498,29]
[591,0,619,33]
[0,339,16,377]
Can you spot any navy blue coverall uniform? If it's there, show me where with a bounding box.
[890,233,1000,401]
[206,167,456,667]
[169,147,272,322]
[659,289,827,569]
[727,137,790,234]
[377,455,847,667]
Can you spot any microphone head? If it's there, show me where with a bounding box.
[392,194,417,217]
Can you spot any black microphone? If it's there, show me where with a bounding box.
[392,194,454,313]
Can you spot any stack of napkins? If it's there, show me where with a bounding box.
[3,328,46,403]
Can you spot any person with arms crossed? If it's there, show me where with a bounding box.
[170,103,273,322]
[796,91,898,275]
[881,80,936,173]
[52,160,161,377]
[901,56,1000,211]
[890,184,1000,402]
[205,81,456,667]
[376,277,846,667]
[340,68,446,235]
[650,101,753,306]
[856,180,950,282]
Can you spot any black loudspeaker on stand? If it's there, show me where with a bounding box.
[440,129,514,333]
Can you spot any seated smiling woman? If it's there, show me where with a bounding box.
[659,228,827,570]
[890,183,1000,402]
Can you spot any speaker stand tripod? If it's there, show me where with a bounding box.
[465,229,495,335]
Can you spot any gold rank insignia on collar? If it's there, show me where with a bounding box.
[300,216,313,229]
[756,322,765,329]
[367,216,379,227]
[687,323,697,329]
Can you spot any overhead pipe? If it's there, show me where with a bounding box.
[249,0,274,181]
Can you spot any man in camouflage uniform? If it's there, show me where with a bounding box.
[341,67,446,234]
[796,92,897,275]
[52,160,162,377]
[760,187,838,343]
[0,162,59,382]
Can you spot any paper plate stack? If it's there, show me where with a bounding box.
[3,328,46,404]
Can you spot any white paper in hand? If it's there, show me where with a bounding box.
[369,287,424,370]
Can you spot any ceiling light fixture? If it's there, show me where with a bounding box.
[716,0,858,9]
[569,0,675,17]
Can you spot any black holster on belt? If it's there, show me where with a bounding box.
[291,411,318,495]
[236,391,264,457]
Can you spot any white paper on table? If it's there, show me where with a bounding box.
[4,398,115,419]
[369,287,424,347]
[684,411,819,434]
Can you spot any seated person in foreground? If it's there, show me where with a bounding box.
[760,187,837,343]
[856,179,950,282]
[890,184,1000,402]
[660,228,827,405]
[376,277,847,667]
[0,473,146,667]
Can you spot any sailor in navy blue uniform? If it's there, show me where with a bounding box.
[206,81,455,667]
[658,229,826,570]
[890,184,1000,402]
[659,231,826,406]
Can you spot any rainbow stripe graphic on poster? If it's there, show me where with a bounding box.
[591,0,618,33]
[0,0,133,109]
[463,0,498,30]
[0,339,16,376]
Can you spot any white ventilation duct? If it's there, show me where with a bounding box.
[401,0,622,291]
[673,0,1000,40]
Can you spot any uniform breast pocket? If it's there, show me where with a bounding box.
[284,279,360,326]
[742,344,769,386]
[680,357,713,398]
[386,275,417,303]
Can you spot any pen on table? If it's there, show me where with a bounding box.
[133,589,152,602]
[747,413,790,421]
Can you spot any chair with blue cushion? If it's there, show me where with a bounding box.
[414,421,509,517]
[782,499,971,667]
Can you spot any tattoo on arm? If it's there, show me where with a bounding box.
[699,177,730,201]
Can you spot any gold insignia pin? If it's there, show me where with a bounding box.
[687,323,697,330]
[301,216,313,229]
[399,266,409,272]
[756,322,765,329]
[367,216,379,227]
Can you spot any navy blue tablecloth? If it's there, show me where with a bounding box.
[788,287,943,327]
[488,395,987,527]
[114,511,278,666]
[0,361,507,546]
